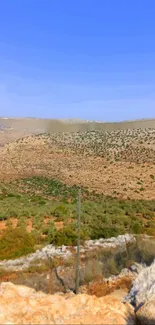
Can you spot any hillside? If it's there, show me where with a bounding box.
[0,127,155,200]
[0,122,155,260]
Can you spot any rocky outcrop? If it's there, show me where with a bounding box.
[136,300,155,325]
[0,234,135,272]
[0,282,135,324]
[127,260,155,308]
[126,259,155,325]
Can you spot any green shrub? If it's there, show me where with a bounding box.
[42,220,57,243]
[132,221,142,234]
[53,223,89,246]
[53,225,77,246]
[53,204,69,220]
[0,227,36,260]
[17,216,27,231]
[0,215,8,221]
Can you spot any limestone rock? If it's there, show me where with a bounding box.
[0,234,135,272]
[136,299,155,325]
[128,260,155,308]
[0,282,135,324]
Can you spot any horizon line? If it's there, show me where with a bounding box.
[0,116,155,124]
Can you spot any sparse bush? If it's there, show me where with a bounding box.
[0,174,155,257]
[145,228,155,236]
[132,221,142,234]
[53,225,77,246]
[53,204,69,221]
[42,220,57,243]
[80,260,103,284]
[0,227,36,260]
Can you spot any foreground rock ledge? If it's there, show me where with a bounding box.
[0,282,135,324]
[137,300,155,325]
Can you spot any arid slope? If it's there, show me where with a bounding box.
[0,127,155,199]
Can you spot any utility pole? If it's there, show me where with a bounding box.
[75,186,81,294]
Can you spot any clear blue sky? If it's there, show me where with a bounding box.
[0,0,155,122]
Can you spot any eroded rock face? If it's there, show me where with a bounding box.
[136,300,155,325]
[0,282,135,325]
[125,260,155,325]
[128,260,155,308]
